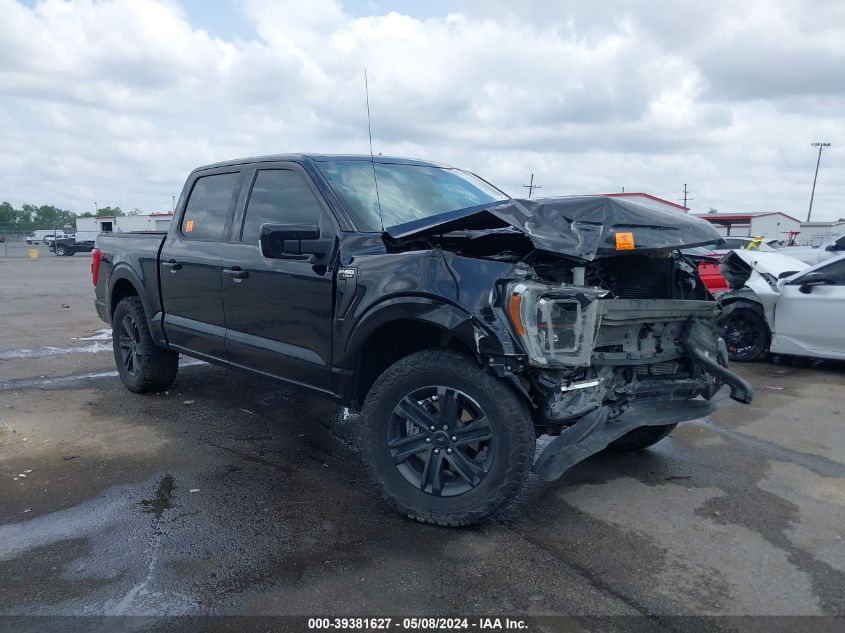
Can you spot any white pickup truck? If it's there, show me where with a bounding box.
[785,234,845,265]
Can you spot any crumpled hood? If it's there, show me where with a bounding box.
[384,195,723,261]
[721,250,809,290]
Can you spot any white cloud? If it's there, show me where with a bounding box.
[0,0,843,221]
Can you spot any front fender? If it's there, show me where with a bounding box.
[338,296,510,370]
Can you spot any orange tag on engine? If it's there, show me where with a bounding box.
[615,232,635,250]
[185,220,194,232]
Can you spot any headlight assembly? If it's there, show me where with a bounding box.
[506,281,605,366]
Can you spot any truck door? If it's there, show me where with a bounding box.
[221,164,336,392]
[159,169,242,362]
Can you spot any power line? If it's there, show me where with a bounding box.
[807,142,831,222]
[522,173,542,198]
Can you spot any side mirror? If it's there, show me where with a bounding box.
[798,272,830,294]
[825,243,837,252]
[260,223,320,260]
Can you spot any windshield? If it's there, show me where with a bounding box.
[318,160,509,231]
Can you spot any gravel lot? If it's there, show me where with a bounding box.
[1,253,843,626]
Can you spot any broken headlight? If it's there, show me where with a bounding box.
[506,281,604,366]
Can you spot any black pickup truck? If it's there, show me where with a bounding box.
[93,154,752,526]
[54,234,96,256]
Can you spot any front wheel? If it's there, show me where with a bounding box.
[607,424,677,452]
[55,245,66,256]
[112,296,179,393]
[722,306,768,361]
[360,350,536,526]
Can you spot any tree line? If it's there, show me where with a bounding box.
[0,202,132,231]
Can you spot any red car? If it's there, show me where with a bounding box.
[684,247,729,294]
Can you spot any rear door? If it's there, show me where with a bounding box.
[772,258,845,359]
[159,168,243,362]
[221,163,337,392]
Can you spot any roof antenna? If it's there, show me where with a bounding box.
[364,69,385,231]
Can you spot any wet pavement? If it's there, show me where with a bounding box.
[1,254,844,622]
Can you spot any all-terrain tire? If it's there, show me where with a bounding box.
[607,423,677,452]
[360,349,536,527]
[112,296,179,393]
[55,245,66,256]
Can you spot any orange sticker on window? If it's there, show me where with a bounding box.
[185,220,194,232]
[615,232,635,250]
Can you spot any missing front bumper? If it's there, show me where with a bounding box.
[531,318,753,482]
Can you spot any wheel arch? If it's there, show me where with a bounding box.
[344,298,494,406]
[108,266,157,328]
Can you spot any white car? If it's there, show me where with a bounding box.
[782,234,845,266]
[702,236,777,257]
[44,232,71,245]
[718,251,845,361]
[25,230,62,244]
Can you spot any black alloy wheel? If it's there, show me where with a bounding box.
[118,314,143,376]
[388,386,495,497]
[723,307,768,361]
[360,349,536,526]
[111,296,179,393]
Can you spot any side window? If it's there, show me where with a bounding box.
[241,170,324,244]
[814,259,845,285]
[181,172,239,241]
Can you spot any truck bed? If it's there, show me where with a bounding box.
[94,232,168,327]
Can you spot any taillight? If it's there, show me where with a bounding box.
[92,248,101,287]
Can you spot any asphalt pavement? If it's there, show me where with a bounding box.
[1,251,843,627]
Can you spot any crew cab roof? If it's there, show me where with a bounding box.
[192,154,451,173]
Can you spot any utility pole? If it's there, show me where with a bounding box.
[681,184,692,209]
[522,173,542,198]
[94,202,98,215]
[172,195,176,212]
[807,142,831,222]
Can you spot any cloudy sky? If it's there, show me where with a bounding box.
[2,0,843,220]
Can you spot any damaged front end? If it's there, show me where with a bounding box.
[498,272,752,480]
[384,195,755,482]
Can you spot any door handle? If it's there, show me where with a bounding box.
[223,267,249,281]
[162,259,182,272]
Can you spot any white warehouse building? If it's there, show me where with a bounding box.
[797,221,845,246]
[692,212,802,242]
[75,212,173,234]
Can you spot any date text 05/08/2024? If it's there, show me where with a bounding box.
[307,617,528,630]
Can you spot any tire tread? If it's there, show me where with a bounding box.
[112,296,178,393]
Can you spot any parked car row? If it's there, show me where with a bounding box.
[25,230,71,245]
[49,231,98,256]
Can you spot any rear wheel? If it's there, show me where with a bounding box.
[361,350,536,526]
[112,296,179,393]
[722,306,768,361]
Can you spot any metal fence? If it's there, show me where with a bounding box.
[0,228,68,257]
